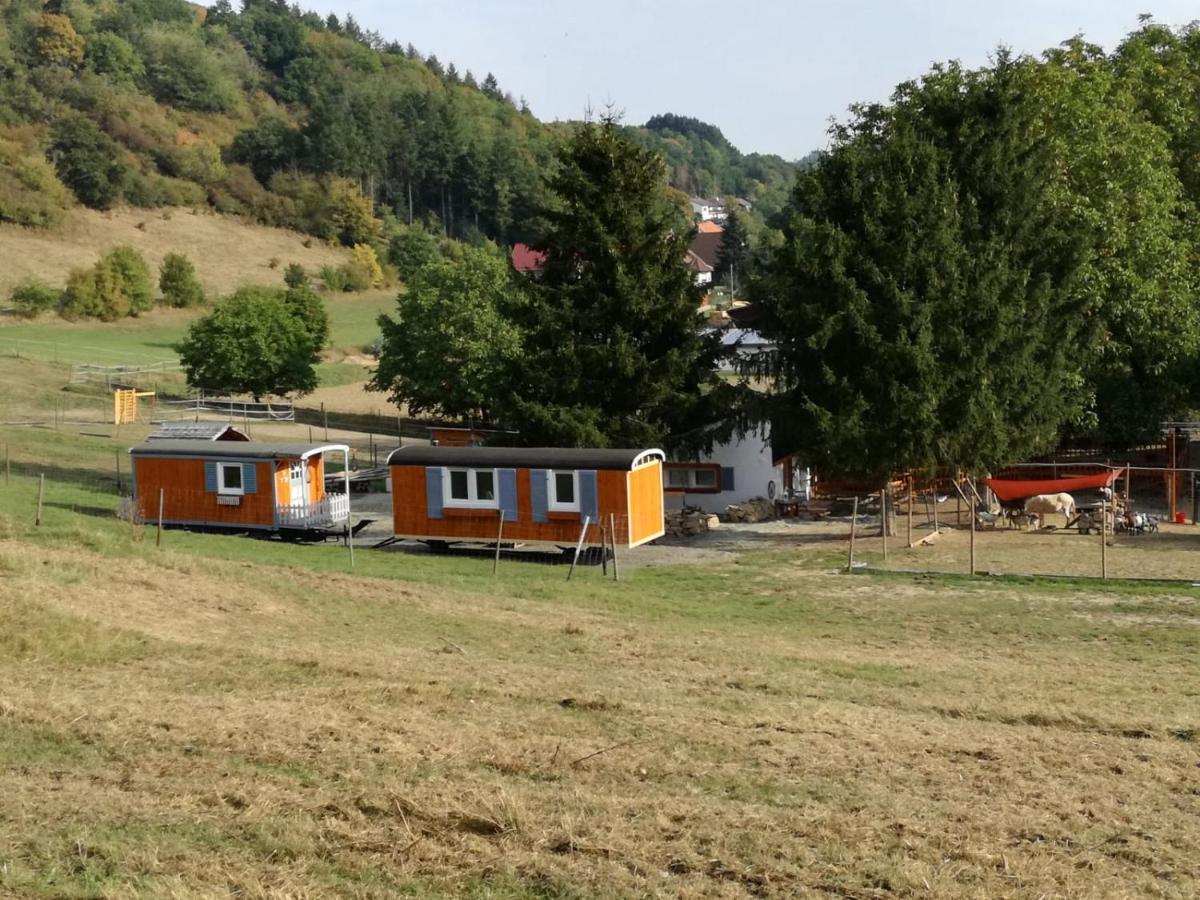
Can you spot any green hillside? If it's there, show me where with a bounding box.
[0,0,797,253]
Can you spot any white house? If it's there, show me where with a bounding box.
[686,249,713,286]
[666,424,806,514]
[690,196,727,222]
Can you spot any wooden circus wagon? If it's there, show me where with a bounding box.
[386,446,666,549]
[128,440,351,533]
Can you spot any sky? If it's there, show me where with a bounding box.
[305,2,1199,160]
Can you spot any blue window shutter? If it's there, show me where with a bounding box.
[426,467,443,519]
[579,470,599,521]
[243,463,258,494]
[720,467,735,491]
[530,469,549,523]
[204,462,217,493]
[498,468,518,521]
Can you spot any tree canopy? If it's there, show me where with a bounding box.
[175,287,320,400]
[756,41,1200,476]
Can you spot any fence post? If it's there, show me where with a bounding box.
[323,403,328,441]
[880,487,887,561]
[493,510,505,576]
[35,474,44,527]
[4,444,8,485]
[969,497,976,576]
[156,488,164,548]
[600,524,608,576]
[566,516,591,582]
[115,450,122,494]
[609,513,620,582]
[847,497,859,571]
[1101,492,1108,580]
[907,476,913,547]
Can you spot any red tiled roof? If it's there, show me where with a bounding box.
[512,243,547,273]
[685,249,713,273]
[697,220,724,234]
[688,231,724,269]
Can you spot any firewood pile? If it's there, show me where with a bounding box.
[722,498,776,523]
[665,507,721,537]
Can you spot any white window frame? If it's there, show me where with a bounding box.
[547,470,580,512]
[665,465,721,492]
[443,467,499,509]
[217,462,245,496]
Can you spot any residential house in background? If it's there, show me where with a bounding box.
[690,196,727,222]
[686,249,713,286]
[665,425,806,514]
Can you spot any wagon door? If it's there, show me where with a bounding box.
[289,460,308,513]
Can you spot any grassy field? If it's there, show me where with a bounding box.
[1,378,1198,897]
[0,291,394,367]
[0,207,351,299]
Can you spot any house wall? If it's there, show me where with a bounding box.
[390,465,635,547]
[671,427,783,514]
[132,456,275,528]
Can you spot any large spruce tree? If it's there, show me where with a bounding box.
[500,114,720,448]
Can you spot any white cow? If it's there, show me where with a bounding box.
[1023,492,1076,529]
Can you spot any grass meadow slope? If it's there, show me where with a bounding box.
[0,364,1198,898]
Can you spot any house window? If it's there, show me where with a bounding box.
[444,468,498,508]
[548,470,579,512]
[665,465,721,493]
[218,462,244,496]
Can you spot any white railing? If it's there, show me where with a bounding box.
[276,493,350,529]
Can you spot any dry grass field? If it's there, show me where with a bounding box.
[0,207,350,298]
[1,403,1199,898]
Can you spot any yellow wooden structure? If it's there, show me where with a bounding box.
[113,388,156,425]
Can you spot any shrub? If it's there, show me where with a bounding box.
[386,222,442,276]
[8,278,59,317]
[60,268,105,320]
[85,33,144,84]
[340,261,373,292]
[327,178,382,246]
[102,246,154,315]
[0,141,71,228]
[47,117,127,210]
[35,14,85,69]
[283,263,307,288]
[159,252,204,307]
[60,246,153,320]
[318,264,349,293]
[350,243,384,288]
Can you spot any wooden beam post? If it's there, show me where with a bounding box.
[566,516,591,582]
[847,497,859,571]
[322,402,328,441]
[609,513,620,582]
[1100,493,1108,580]
[880,487,887,561]
[600,524,608,576]
[156,488,164,548]
[493,510,505,576]
[969,494,976,576]
[35,473,44,527]
[907,475,913,547]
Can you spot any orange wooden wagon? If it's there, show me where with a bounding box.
[387,446,666,549]
[129,440,351,533]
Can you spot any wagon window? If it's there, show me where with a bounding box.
[475,470,495,501]
[443,468,499,509]
[548,470,579,511]
[218,462,244,495]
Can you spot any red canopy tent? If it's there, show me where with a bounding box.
[983,471,1119,504]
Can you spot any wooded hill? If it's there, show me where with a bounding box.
[0,0,798,250]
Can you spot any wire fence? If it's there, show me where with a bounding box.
[836,465,1200,582]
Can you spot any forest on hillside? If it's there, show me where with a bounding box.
[0,0,798,250]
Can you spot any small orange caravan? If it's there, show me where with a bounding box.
[387,446,665,548]
[129,440,351,532]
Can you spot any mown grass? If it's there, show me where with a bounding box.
[2,376,1200,897]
